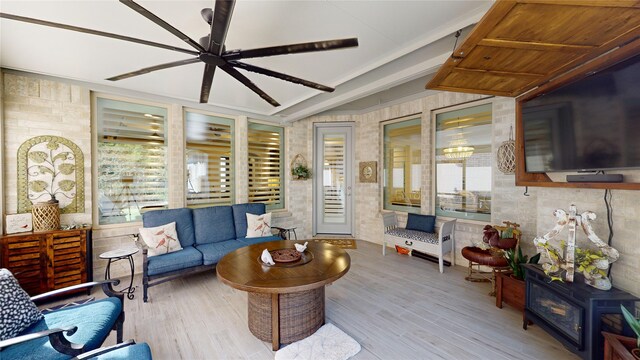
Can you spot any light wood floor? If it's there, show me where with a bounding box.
[94,240,578,359]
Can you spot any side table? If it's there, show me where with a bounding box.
[273,226,297,240]
[99,247,139,300]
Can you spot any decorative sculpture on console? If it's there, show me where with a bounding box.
[533,204,619,290]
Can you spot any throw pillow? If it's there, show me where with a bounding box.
[0,268,44,341]
[405,213,436,233]
[139,222,183,257]
[246,213,272,238]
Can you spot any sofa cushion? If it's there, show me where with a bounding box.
[143,208,196,247]
[3,297,122,360]
[147,246,203,276]
[192,206,235,244]
[237,235,281,246]
[246,212,272,238]
[232,203,266,239]
[405,213,435,234]
[0,268,43,341]
[196,240,246,266]
[139,222,183,257]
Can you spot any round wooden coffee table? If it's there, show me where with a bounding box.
[216,240,350,350]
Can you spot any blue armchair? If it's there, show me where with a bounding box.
[0,280,125,360]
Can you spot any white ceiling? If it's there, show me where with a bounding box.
[0,0,492,123]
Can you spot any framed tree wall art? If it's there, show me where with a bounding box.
[17,135,85,214]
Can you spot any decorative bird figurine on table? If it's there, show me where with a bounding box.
[261,249,275,266]
[295,242,308,253]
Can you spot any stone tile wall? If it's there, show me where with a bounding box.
[288,94,639,296]
[2,71,638,297]
[288,92,488,266]
[0,71,4,235]
[235,116,249,204]
[490,97,640,296]
[2,73,92,226]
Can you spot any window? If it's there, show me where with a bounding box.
[185,111,234,207]
[96,97,168,225]
[248,122,284,210]
[435,102,492,221]
[383,117,421,213]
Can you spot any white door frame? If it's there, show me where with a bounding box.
[312,122,355,235]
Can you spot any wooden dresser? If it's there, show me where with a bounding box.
[0,228,92,296]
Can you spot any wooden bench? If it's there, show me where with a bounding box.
[382,212,456,273]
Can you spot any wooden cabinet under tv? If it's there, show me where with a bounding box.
[0,228,92,296]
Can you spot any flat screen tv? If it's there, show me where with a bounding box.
[522,52,640,173]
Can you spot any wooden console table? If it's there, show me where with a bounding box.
[0,227,92,296]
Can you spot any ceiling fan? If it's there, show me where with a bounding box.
[0,0,359,107]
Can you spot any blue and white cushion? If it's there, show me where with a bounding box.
[385,228,439,244]
[0,268,43,340]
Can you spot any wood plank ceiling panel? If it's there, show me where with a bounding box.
[426,0,640,97]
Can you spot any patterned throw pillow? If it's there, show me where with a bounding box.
[139,222,183,257]
[0,268,44,341]
[246,213,272,238]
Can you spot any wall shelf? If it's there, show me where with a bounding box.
[515,180,640,191]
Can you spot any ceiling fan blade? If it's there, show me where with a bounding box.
[223,38,358,61]
[229,61,334,92]
[0,12,199,56]
[208,0,235,55]
[120,0,206,52]
[200,64,217,103]
[220,65,280,107]
[107,58,200,81]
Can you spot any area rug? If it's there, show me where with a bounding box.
[274,323,361,360]
[312,239,357,249]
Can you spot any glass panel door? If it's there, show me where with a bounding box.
[322,134,346,224]
[314,124,353,234]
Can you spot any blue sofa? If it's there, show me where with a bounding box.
[141,203,281,302]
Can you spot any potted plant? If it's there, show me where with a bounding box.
[496,245,540,312]
[620,305,640,359]
[292,164,311,180]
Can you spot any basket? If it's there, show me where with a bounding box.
[32,201,60,232]
[497,126,516,174]
[290,154,311,180]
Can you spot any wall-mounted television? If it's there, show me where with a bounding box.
[522,52,640,173]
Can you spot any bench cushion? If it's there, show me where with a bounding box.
[192,206,235,244]
[405,213,435,233]
[147,246,203,276]
[143,208,196,247]
[196,240,246,266]
[5,298,122,360]
[385,228,439,244]
[231,203,266,238]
